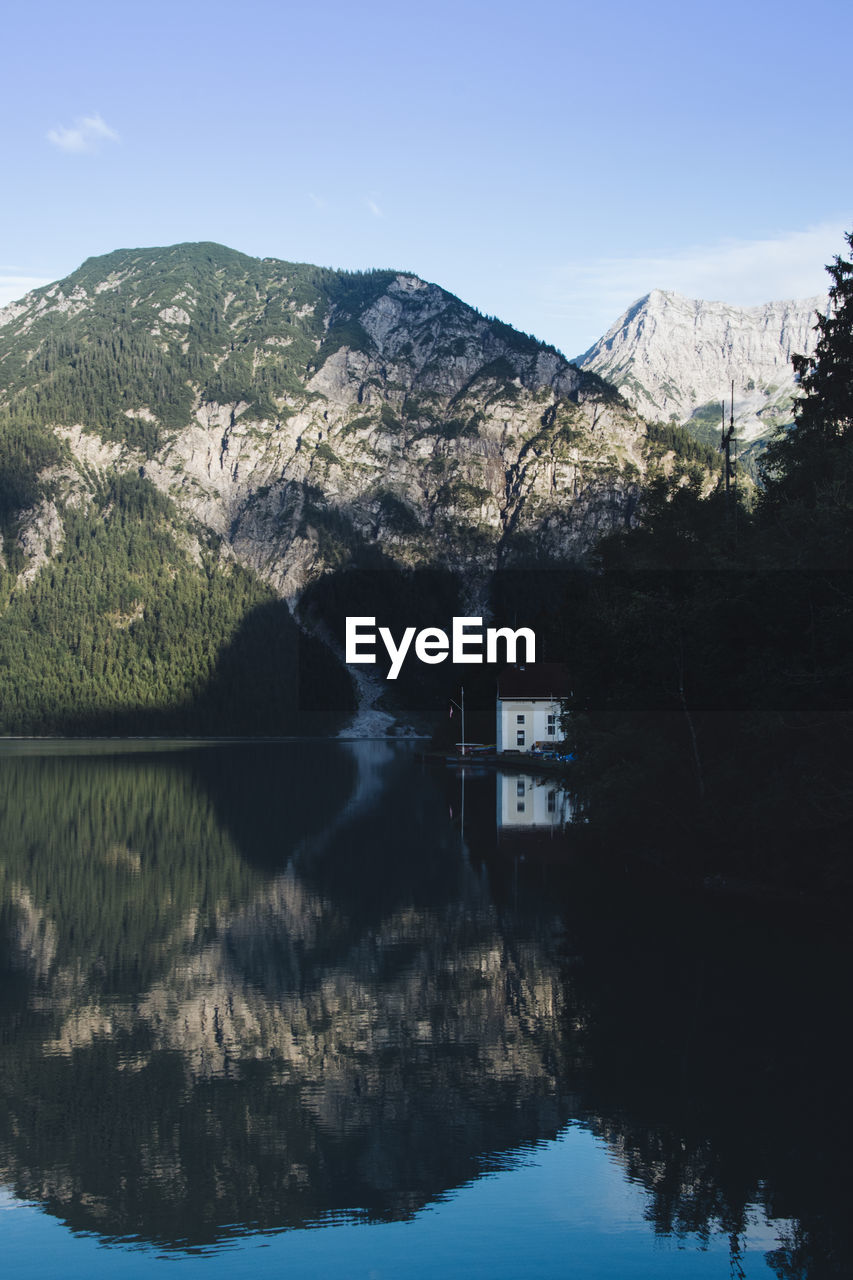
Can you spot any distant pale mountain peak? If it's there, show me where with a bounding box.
[576,288,826,445]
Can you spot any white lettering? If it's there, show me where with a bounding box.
[345,617,537,678]
[453,616,483,664]
[345,616,376,664]
[415,627,449,664]
[379,626,416,680]
[486,626,536,664]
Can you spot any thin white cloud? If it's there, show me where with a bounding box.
[308,192,326,211]
[366,197,383,219]
[46,113,120,154]
[0,274,52,310]
[546,220,847,357]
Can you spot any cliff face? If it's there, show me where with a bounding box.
[576,288,825,444]
[0,243,671,602]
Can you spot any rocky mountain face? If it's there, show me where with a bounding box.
[576,288,825,448]
[0,244,683,605]
[0,244,724,733]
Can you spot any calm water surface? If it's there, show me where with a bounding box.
[0,739,849,1278]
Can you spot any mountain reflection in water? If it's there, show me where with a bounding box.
[0,741,849,1278]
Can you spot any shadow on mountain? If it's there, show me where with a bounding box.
[181,598,356,735]
[36,596,357,737]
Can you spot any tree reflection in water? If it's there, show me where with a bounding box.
[0,742,848,1277]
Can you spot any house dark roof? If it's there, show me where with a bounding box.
[497,663,570,700]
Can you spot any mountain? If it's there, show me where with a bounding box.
[0,243,666,591]
[575,288,825,455]
[0,243,712,733]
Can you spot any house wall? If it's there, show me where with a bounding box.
[496,698,561,751]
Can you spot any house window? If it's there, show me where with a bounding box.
[547,714,557,736]
[547,790,557,813]
[517,801,525,813]
[517,779,526,796]
[516,713,525,724]
[516,730,525,747]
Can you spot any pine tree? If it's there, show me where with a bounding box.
[793,232,853,437]
[760,231,853,511]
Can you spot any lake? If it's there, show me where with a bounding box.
[0,739,849,1278]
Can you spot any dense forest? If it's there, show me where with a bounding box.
[0,471,354,735]
[546,233,853,898]
[0,243,402,453]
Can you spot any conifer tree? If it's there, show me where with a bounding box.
[760,231,853,511]
[793,232,853,436]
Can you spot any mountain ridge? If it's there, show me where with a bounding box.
[575,286,825,448]
[0,242,717,733]
[0,241,681,600]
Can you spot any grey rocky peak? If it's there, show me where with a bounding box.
[576,288,826,443]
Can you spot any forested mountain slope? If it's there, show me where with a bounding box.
[0,243,711,733]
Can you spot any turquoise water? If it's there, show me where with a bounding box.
[0,740,847,1277]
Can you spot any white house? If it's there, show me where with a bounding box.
[496,663,570,753]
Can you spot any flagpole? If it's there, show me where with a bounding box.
[450,687,465,756]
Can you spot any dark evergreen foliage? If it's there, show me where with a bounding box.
[646,420,723,471]
[0,243,399,451]
[0,417,64,567]
[557,236,853,897]
[0,471,354,734]
[759,231,853,562]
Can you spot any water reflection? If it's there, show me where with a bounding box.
[0,742,578,1246]
[496,772,572,829]
[0,742,849,1276]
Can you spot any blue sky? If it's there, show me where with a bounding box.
[2,0,851,356]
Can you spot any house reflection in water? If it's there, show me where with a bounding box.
[496,773,572,835]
